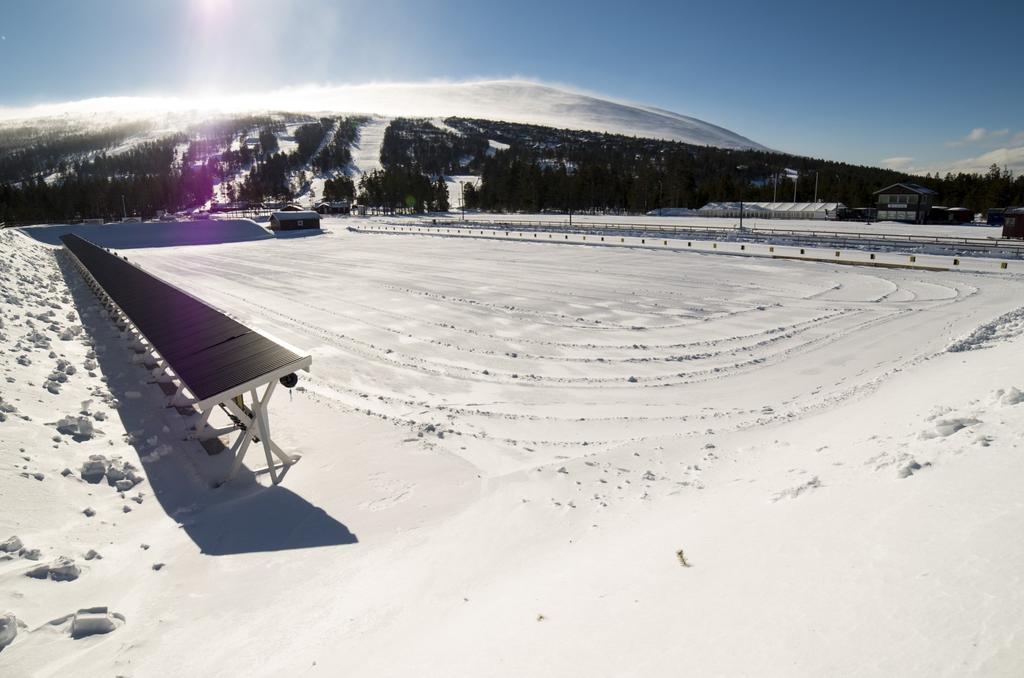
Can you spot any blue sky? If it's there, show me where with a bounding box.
[1,0,1022,173]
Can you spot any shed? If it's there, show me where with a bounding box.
[697,202,845,220]
[1002,208,1024,239]
[316,200,350,215]
[945,207,973,224]
[269,211,321,231]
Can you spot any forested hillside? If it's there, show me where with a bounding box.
[357,117,1024,215]
[0,115,365,222]
[2,113,1023,223]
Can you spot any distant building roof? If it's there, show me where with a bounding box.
[698,202,844,213]
[271,210,320,220]
[873,182,938,195]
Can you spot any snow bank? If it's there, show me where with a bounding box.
[948,306,1024,352]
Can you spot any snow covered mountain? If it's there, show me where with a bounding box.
[0,80,765,151]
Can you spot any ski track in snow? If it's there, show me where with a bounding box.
[124,225,1012,463]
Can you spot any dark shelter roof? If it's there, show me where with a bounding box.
[271,210,320,220]
[873,182,938,196]
[61,234,306,403]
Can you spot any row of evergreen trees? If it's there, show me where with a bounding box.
[237,116,364,203]
[0,164,217,222]
[380,118,489,175]
[323,176,356,202]
[313,117,364,174]
[357,168,448,213]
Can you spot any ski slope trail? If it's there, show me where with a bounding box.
[348,117,390,178]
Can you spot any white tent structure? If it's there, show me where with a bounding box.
[646,207,699,217]
[698,202,845,220]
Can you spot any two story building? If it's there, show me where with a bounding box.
[874,182,937,224]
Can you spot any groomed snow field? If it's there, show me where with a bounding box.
[2,219,1023,677]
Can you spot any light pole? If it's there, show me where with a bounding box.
[736,165,748,230]
[121,194,127,220]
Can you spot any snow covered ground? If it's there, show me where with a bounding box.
[3,221,1024,676]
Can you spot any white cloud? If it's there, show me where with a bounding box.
[881,156,915,170]
[927,146,1024,175]
[945,127,1003,148]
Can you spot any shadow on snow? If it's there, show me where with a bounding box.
[23,219,274,249]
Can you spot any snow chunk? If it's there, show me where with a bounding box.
[71,607,125,639]
[0,613,18,651]
[57,415,94,440]
[25,556,81,582]
[1,536,23,553]
[79,456,109,483]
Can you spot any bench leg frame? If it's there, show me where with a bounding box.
[212,380,296,485]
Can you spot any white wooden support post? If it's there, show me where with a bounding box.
[193,405,214,434]
[225,409,256,481]
[221,380,293,485]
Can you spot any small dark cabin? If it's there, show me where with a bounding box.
[269,211,321,231]
[1003,208,1024,239]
